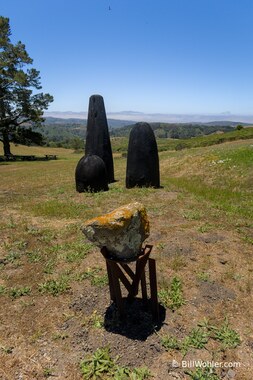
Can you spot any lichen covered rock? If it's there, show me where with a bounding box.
[82,202,149,260]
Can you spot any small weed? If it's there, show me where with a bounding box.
[43,259,56,274]
[14,240,28,250]
[5,251,21,263]
[182,328,209,354]
[161,335,180,351]
[6,217,16,229]
[30,329,44,343]
[76,267,108,287]
[9,286,31,299]
[185,367,219,380]
[114,366,151,380]
[242,235,253,245]
[170,254,187,271]
[157,242,165,250]
[196,271,210,282]
[91,274,108,287]
[43,367,53,378]
[80,347,151,379]
[0,345,13,354]
[182,210,203,221]
[64,249,87,263]
[20,299,35,307]
[38,275,70,296]
[27,249,42,263]
[161,328,209,356]
[38,230,57,243]
[80,347,116,379]
[25,225,42,236]
[197,318,216,330]
[197,223,213,233]
[211,318,241,348]
[52,332,69,340]
[0,285,6,295]
[224,266,241,281]
[158,277,185,311]
[160,318,240,356]
[83,310,104,329]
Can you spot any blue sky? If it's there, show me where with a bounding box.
[2,0,253,115]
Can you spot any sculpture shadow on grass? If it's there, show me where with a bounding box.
[104,298,166,341]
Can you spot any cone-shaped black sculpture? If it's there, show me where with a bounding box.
[85,95,115,183]
[126,122,160,188]
[75,155,109,193]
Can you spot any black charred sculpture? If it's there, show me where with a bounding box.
[75,155,109,193]
[126,122,160,188]
[85,94,115,183]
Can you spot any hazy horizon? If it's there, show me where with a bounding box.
[44,110,253,124]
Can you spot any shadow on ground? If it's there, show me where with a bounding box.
[104,298,166,341]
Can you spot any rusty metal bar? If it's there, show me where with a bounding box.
[149,258,159,321]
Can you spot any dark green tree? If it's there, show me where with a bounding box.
[0,16,53,155]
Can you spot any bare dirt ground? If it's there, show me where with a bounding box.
[0,205,252,379]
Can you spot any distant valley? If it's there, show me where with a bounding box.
[42,116,250,148]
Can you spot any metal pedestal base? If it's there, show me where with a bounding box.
[101,245,159,320]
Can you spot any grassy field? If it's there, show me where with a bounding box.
[0,138,252,379]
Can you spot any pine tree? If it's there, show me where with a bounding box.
[0,17,53,155]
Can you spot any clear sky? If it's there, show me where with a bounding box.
[1,0,253,115]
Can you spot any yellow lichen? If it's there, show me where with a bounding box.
[83,202,149,233]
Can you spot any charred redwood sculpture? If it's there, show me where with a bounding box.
[126,122,160,188]
[85,94,115,183]
[75,154,109,193]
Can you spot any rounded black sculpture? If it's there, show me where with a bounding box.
[75,155,109,193]
[126,122,160,189]
[85,94,115,183]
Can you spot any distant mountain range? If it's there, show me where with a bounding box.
[44,110,253,124]
[45,116,134,129]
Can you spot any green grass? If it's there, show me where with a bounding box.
[169,177,252,219]
[31,199,89,219]
[218,145,253,168]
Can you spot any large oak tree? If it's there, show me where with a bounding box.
[0,16,53,155]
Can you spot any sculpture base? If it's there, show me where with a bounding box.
[101,245,159,321]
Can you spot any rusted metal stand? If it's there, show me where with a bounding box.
[101,244,159,320]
